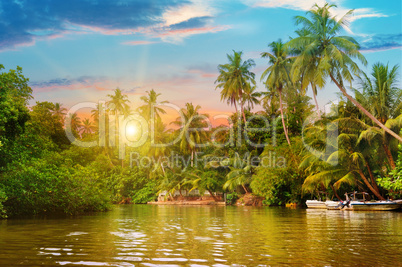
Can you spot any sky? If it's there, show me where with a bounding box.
[1,0,401,121]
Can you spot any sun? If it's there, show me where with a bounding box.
[126,125,137,137]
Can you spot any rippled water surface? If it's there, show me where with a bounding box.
[0,205,401,266]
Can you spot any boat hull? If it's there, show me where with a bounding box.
[351,202,401,211]
[306,200,326,209]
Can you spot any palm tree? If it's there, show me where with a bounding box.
[138,89,168,121]
[301,120,385,200]
[261,39,293,145]
[107,88,130,116]
[107,88,131,145]
[286,3,402,142]
[290,29,321,118]
[51,103,67,123]
[242,86,261,111]
[81,118,95,136]
[66,113,81,134]
[355,62,401,124]
[171,103,209,167]
[215,50,256,123]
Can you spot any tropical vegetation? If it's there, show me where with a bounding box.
[1,3,401,218]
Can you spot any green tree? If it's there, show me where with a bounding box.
[51,103,67,124]
[355,62,401,124]
[81,118,96,137]
[261,39,293,145]
[215,50,256,123]
[171,103,209,167]
[0,65,32,141]
[286,3,402,142]
[138,89,168,121]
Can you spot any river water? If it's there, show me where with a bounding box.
[0,205,401,266]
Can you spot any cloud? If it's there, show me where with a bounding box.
[157,25,231,43]
[359,33,402,53]
[242,0,388,37]
[162,0,216,26]
[121,40,158,46]
[0,0,226,50]
[30,76,115,93]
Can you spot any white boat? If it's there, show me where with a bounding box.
[306,200,340,209]
[350,200,401,211]
[306,200,326,209]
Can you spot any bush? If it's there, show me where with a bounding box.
[225,192,239,205]
[0,152,111,217]
[377,144,402,199]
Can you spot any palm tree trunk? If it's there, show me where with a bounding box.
[208,189,219,201]
[329,73,402,143]
[357,169,385,200]
[365,161,380,194]
[191,150,194,167]
[242,184,249,194]
[279,90,291,145]
[330,184,342,200]
[241,103,247,124]
[312,84,321,118]
[239,91,247,124]
[383,143,396,169]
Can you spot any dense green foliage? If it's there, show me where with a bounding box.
[377,143,402,199]
[1,3,401,218]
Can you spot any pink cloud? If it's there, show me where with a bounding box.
[158,25,231,38]
[361,45,402,53]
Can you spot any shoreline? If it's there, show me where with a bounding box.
[148,200,226,206]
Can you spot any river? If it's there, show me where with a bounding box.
[0,205,401,266]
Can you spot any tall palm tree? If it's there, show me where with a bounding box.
[355,62,401,124]
[138,89,168,121]
[171,103,209,167]
[107,88,130,116]
[107,88,131,145]
[290,29,321,118]
[261,39,293,145]
[286,3,402,142]
[215,50,256,123]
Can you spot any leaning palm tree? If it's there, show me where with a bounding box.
[355,62,401,124]
[286,3,402,142]
[261,39,293,145]
[301,121,385,200]
[215,50,256,123]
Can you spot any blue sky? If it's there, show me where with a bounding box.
[1,0,401,118]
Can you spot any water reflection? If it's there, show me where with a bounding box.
[0,205,400,266]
